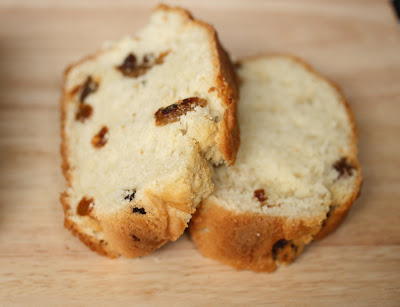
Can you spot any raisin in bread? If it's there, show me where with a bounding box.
[189,55,362,272]
[60,5,239,258]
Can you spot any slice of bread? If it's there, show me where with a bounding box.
[189,55,362,272]
[60,5,239,258]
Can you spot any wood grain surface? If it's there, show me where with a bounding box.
[0,0,399,305]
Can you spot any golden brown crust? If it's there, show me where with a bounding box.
[189,199,321,272]
[61,190,189,258]
[59,5,239,258]
[314,203,350,241]
[98,193,188,257]
[190,54,362,271]
[214,44,240,166]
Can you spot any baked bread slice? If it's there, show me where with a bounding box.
[189,54,362,272]
[60,5,239,258]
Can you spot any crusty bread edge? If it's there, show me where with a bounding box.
[212,40,240,166]
[189,54,363,271]
[59,4,240,258]
[189,198,322,272]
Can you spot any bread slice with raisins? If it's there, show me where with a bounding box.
[60,5,239,258]
[189,55,362,272]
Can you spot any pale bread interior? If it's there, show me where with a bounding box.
[211,56,359,221]
[63,8,230,241]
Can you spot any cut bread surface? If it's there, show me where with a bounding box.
[189,55,362,272]
[60,5,239,258]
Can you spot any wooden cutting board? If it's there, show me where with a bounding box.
[1,0,399,305]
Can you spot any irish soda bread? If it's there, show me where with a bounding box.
[189,55,362,272]
[60,5,239,258]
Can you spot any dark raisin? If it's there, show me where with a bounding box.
[254,189,267,202]
[77,197,94,216]
[91,126,108,148]
[334,157,355,178]
[272,239,289,260]
[155,97,207,126]
[272,239,298,263]
[116,50,170,78]
[75,104,93,122]
[124,190,136,201]
[74,76,98,122]
[80,76,99,103]
[131,234,141,242]
[116,53,137,75]
[132,207,146,215]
